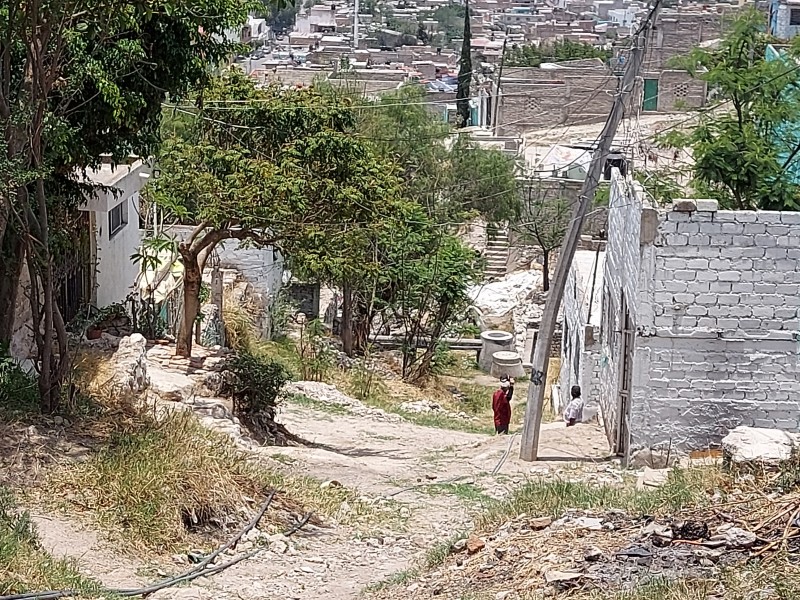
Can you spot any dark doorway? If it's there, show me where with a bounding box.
[615,293,634,464]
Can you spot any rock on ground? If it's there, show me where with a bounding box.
[722,426,800,467]
[111,334,149,394]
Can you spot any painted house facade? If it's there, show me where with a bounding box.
[596,170,800,464]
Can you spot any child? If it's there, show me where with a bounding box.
[564,385,584,427]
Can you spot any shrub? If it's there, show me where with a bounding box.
[0,348,38,417]
[221,352,293,443]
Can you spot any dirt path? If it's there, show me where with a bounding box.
[32,401,611,600]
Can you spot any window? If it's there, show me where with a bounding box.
[791,9,800,25]
[108,198,128,239]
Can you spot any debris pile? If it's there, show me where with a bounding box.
[399,399,473,421]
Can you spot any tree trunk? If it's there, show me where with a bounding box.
[0,234,24,344]
[542,249,550,292]
[341,280,354,357]
[177,247,201,357]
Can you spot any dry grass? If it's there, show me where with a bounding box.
[0,489,103,597]
[49,408,381,553]
[479,467,724,531]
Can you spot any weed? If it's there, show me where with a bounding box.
[284,392,350,416]
[480,468,722,530]
[423,530,468,568]
[297,318,335,381]
[422,483,492,506]
[573,577,712,600]
[363,568,420,594]
[51,410,380,552]
[0,349,38,418]
[0,488,103,597]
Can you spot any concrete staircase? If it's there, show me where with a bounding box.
[484,227,509,279]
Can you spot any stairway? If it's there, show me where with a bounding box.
[484,227,509,280]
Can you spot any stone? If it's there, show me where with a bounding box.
[544,571,582,584]
[573,516,603,530]
[320,480,342,489]
[636,467,670,490]
[466,535,486,555]
[112,333,149,394]
[672,199,698,212]
[722,426,800,467]
[495,592,511,600]
[695,199,719,212]
[528,516,552,530]
[584,546,603,562]
[452,538,468,553]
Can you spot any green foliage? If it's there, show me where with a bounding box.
[662,9,800,210]
[222,352,293,418]
[297,318,335,381]
[634,170,682,206]
[0,344,38,418]
[506,40,611,67]
[355,84,520,224]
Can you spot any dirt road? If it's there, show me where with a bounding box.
[33,401,611,600]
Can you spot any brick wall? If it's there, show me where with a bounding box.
[656,70,706,111]
[601,172,800,457]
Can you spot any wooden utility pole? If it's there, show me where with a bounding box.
[518,0,661,462]
[492,37,508,135]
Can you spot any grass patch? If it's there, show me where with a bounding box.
[571,577,713,600]
[480,468,722,530]
[0,489,104,597]
[423,530,469,569]
[363,568,420,594]
[50,409,382,552]
[283,392,350,416]
[422,483,492,506]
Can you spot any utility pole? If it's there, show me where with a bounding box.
[353,0,360,49]
[492,37,508,135]
[518,0,661,462]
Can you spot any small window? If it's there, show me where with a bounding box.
[108,199,128,239]
[791,9,800,25]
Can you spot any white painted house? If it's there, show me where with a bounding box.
[80,157,150,308]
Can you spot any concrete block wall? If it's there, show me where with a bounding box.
[597,171,650,451]
[656,70,706,111]
[601,182,800,456]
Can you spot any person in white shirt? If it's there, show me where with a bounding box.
[564,385,584,427]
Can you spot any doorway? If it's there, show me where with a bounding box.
[642,79,659,111]
[615,293,634,463]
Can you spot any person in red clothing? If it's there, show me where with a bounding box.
[492,376,513,434]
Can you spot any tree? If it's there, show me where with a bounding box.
[0,0,251,411]
[151,70,402,357]
[513,182,573,292]
[456,0,472,128]
[355,85,520,224]
[505,40,611,67]
[662,9,800,210]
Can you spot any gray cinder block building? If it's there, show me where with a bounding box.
[589,171,800,465]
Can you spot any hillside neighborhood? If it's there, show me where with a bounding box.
[3,0,800,598]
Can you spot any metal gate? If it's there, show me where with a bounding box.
[56,212,93,323]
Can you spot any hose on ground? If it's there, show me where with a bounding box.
[0,492,311,600]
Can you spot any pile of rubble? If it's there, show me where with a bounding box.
[282,381,403,423]
[373,506,757,600]
[468,270,549,355]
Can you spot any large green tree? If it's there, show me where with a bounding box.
[0,0,251,411]
[505,40,611,67]
[663,9,800,210]
[151,70,403,357]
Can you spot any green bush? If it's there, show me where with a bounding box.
[0,348,38,417]
[221,352,292,443]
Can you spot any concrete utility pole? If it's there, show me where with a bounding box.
[353,0,360,49]
[492,37,508,135]
[518,0,661,462]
